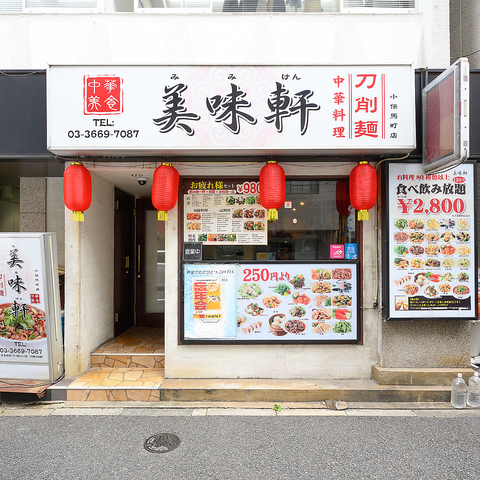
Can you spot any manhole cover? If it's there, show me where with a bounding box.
[144,433,181,454]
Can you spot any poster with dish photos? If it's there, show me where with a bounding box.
[387,162,476,319]
[183,179,268,245]
[236,263,359,342]
[0,233,64,381]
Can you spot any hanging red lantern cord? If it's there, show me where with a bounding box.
[151,163,179,221]
[349,161,377,221]
[63,162,92,222]
[260,161,285,221]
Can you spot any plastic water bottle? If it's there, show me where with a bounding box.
[451,373,467,409]
[467,372,480,408]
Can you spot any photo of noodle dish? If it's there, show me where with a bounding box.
[403,284,419,296]
[456,218,470,229]
[457,245,471,255]
[0,303,46,341]
[426,219,440,229]
[453,285,470,296]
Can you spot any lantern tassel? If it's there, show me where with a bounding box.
[72,211,84,222]
[267,209,278,221]
[357,209,369,221]
[158,211,168,222]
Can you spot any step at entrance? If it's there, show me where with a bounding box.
[66,326,165,402]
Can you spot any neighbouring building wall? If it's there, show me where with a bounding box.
[46,177,65,268]
[450,0,480,68]
[0,3,449,71]
[64,171,115,377]
[19,177,46,232]
[0,185,20,232]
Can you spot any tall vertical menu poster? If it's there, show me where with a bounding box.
[183,178,267,245]
[387,162,477,320]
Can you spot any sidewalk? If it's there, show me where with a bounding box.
[2,400,480,417]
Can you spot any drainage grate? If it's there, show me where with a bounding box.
[144,433,181,454]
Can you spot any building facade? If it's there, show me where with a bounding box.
[0,1,477,385]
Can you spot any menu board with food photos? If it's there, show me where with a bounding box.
[183,178,267,245]
[182,261,360,343]
[386,162,477,320]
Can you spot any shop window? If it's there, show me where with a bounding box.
[201,179,357,262]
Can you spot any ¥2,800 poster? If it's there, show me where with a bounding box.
[387,162,477,320]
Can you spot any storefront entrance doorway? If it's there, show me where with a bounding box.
[113,192,165,336]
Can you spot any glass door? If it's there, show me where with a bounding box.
[136,198,164,327]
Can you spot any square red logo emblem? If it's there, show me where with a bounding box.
[83,75,123,115]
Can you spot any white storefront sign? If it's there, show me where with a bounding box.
[0,233,64,380]
[47,65,416,156]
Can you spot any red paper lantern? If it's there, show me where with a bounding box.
[260,161,285,221]
[349,161,377,221]
[63,162,92,222]
[152,163,179,221]
[335,180,350,216]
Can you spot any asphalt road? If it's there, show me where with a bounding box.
[1,414,479,479]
